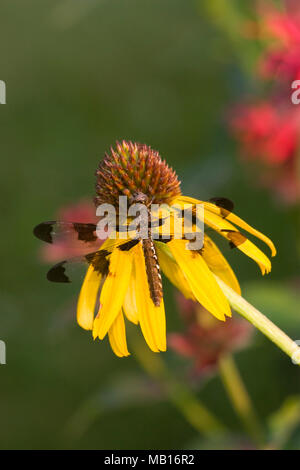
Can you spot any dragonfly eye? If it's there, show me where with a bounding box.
[130,192,149,205]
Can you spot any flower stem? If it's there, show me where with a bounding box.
[218,354,264,445]
[131,334,226,438]
[215,276,300,364]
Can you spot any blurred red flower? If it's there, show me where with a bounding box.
[169,294,253,376]
[229,0,300,204]
[260,0,300,81]
[230,101,299,164]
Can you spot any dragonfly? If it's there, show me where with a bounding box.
[33,196,236,307]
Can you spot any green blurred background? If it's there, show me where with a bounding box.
[0,0,299,449]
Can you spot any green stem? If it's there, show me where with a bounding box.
[218,354,264,445]
[131,334,226,438]
[215,276,300,365]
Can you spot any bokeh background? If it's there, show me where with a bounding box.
[1,0,300,449]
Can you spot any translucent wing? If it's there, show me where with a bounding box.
[208,197,234,218]
[41,234,140,283]
[171,197,236,249]
[46,249,110,283]
[33,221,100,244]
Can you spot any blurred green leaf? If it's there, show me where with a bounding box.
[64,373,163,440]
[243,281,300,336]
[200,0,262,74]
[184,433,252,450]
[268,396,300,449]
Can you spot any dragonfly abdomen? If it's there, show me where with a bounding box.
[142,238,163,307]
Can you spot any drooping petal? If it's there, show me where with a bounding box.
[93,247,133,339]
[123,266,139,325]
[133,243,166,352]
[168,239,232,321]
[155,241,196,300]
[172,196,273,275]
[108,311,130,357]
[204,201,276,257]
[201,235,241,295]
[77,265,102,330]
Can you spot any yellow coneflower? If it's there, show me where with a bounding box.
[77,141,276,357]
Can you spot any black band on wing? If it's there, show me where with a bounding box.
[73,223,97,242]
[33,221,98,244]
[118,239,140,251]
[209,197,234,218]
[85,250,110,275]
[154,236,173,243]
[46,249,111,283]
[221,229,247,249]
[47,261,70,283]
[33,221,56,243]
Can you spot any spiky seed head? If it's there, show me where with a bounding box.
[95,141,181,208]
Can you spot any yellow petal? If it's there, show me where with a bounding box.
[100,234,132,252]
[205,212,272,274]
[133,243,166,352]
[77,265,102,330]
[174,195,276,258]
[108,311,130,357]
[235,238,271,275]
[93,310,101,340]
[94,246,133,339]
[168,239,231,320]
[155,241,196,300]
[172,196,272,275]
[204,201,276,257]
[123,266,139,325]
[201,235,241,295]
